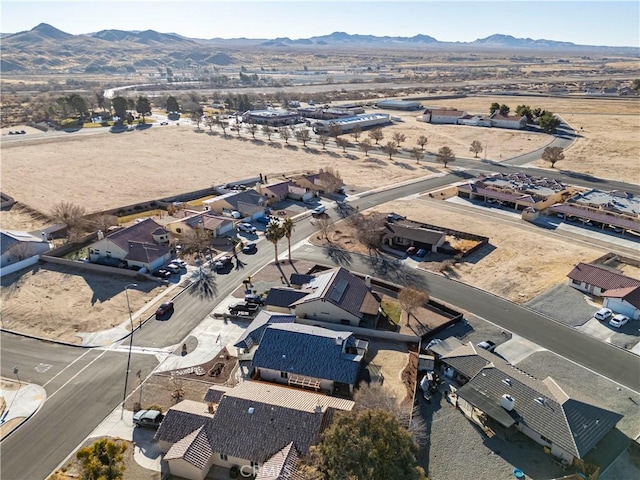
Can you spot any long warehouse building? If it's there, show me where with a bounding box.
[312,113,391,135]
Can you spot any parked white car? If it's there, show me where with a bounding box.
[237,222,257,234]
[609,314,629,328]
[312,205,326,215]
[594,308,613,321]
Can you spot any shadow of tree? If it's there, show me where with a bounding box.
[269,142,283,149]
[344,154,359,160]
[365,157,388,166]
[394,161,416,170]
[251,139,265,146]
[322,150,341,158]
[323,243,353,267]
[305,147,321,155]
[364,251,428,289]
[285,144,298,151]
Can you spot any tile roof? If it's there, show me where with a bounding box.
[183,212,232,231]
[458,182,545,204]
[256,442,300,480]
[567,263,640,291]
[292,267,379,319]
[154,400,214,445]
[252,323,366,385]
[204,385,231,404]
[164,426,213,470]
[124,241,170,264]
[424,109,466,116]
[233,311,296,350]
[602,286,640,309]
[102,218,168,251]
[441,344,491,378]
[490,112,527,121]
[224,381,354,412]
[548,204,640,232]
[264,288,309,309]
[383,222,446,245]
[204,396,325,461]
[207,190,267,210]
[262,181,298,198]
[0,231,47,255]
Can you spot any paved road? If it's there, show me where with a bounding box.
[294,245,640,392]
[0,335,159,480]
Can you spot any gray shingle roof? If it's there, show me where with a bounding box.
[215,190,267,210]
[103,218,168,251]
[264,288,309,309]
[204,385,231,404]
[292,267,379,318]
[164,426,213,470]
[125,241,170,264]
[233,311,296,350]
[567,263,640,291]
[204,396,324,462]
[256,442,300,480]
[383,222,446,245]
[252,323,364,385]
[154,400,214,444]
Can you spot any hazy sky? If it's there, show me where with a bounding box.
[2,1,638,47]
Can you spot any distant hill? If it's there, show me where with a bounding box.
[5,22,74,42]
[92,28,195,45]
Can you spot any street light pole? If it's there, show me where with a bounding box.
[121,283,138,419]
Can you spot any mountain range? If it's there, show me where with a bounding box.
[1,23,637,72]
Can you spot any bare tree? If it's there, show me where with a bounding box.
[261,125,274,141]
[350,125,362,143]
[416,135,428,150]
[316,135,329,149]
[541,146,565,168]
[279,127,291,145]
[295,127,312,147]
[392,132,406,147]
[353,212,387,253]
[327,124,342,139]
[91,214,118,233]
[469,140,483,158]
[409,147,424,164]
[436,146,455,168]
[181,228,212,257]
[398,287,430,327]
[204,115,216,133]
[382,141,399,161]
[335,137,349,153]
[247,121,258,140]
[218,117,229,136]
[167,374,185,403]
[359,138,373,156]
[191,111,203,130]
[50,201,86,231]
[315,216,332,242]
[368,127,384,145]
[319,167,343,193]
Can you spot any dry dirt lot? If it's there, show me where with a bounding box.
[394,94,640,181]
[330,197,607,304]
[0,263,172,344]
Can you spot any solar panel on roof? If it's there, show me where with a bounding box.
[329,278,349,303]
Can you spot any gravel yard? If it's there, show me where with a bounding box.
[525,283,600,327]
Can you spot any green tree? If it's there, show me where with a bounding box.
[166,95,180,113]
[489,102,501,114]
[436,146,455,168]
[308,409,427,480]
[281,217,295,263]
[382,141,398,161]
[416,135,428,150]
[368,127,384,145]
[499,104,510,116]
[632,79,640,94]
[67,93,88,118]
[112,96,127,122]
[541,146,565,168]
[469,140,483,158]
[539,112,561,133]
[515,104,533,122]
[265,220,284,264]
[76,438,127,480]
[135,96,152,123]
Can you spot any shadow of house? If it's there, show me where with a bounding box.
[382,221,446,254]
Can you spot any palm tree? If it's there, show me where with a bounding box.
[281,217,295,263]
[265,220,284,264]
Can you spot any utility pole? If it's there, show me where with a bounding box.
[121,283,138,419]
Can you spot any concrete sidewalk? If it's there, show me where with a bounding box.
[0,379,46,439]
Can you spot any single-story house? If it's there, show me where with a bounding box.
[0,230,51,269]
[202,190,268,220]
[441,343,622,465]
[165,211,234,238]
[423,109,467,124]
[88,218,171,271]
[489,112,528,130]
[567,262,640,296]
[382,221,446,253]
[458,114,492,127]
[233,311,296,352]
[291,267,381,327]
[156,381,354,480]
[252,323,368,395]
[263,287,309,314]
[603,286,640,320]
[289,171,344,194]
[256,180,314,204]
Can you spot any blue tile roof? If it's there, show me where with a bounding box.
[252,323,364,385]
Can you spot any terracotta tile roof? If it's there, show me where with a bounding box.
[602,286,640,309]
[567,263,640,291]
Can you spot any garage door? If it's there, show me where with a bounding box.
[605,299,637,319]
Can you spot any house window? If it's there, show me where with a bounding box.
[220,453,228,461]
[251,461,259,469]
[281,372,288,379]
[540,435,552,445]
[572,279,580,285]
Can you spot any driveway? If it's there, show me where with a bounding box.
[525,284,599,327]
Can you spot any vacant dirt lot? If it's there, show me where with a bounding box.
[329,197,606,303]
[0,263,171,344]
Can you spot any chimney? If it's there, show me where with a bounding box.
[314,404,323,414]
[500,394,515,411]
[335,335,343,346]
[41,232,48,242]
[97,230,104,240]
[364,275,371,288]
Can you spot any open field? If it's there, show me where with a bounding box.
[0,120,549,216]
[329,197,606,304]
[0,263,171,344]
[393,95,639,181]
